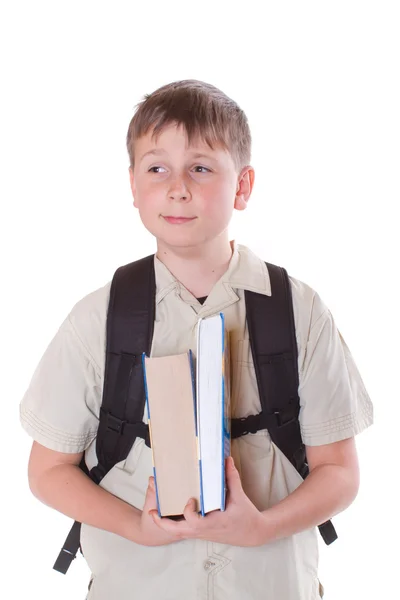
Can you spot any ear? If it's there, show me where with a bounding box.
[129,167,138,208]
[234,166,255,211]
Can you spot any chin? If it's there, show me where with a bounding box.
[156,230,210,249]
[161,237,201,249]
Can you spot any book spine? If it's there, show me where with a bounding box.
[142,352,162,518]
[220,313,226,511]
[189,349,204,517]
[195,326,206,517]
[220,313,231,511]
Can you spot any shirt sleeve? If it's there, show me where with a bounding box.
[297,296,373,446]
[19,315,102,453]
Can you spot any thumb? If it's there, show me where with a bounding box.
[226,456,242,490]
[144,476,156,506]
[146,476,155,493]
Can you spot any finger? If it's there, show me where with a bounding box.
[183,498,201,526]
[149,510,190,537]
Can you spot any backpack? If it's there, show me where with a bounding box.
[53,255,337,574]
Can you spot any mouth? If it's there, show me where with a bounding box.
[162,216,197,225]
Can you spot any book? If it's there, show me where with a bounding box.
[142,350,200,518]
[196,312,231,515]
[142,312,230,518]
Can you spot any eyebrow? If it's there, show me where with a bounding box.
[139,149,217,164]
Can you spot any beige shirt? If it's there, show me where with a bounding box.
[20,243,373,600]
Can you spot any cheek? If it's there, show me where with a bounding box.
[135,187,161,215]
[138,204,160,227]
[203,188,235,220]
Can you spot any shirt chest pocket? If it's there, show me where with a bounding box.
[115,436,150,476]
[232,339,262,417]
[99,437,152,511]
[232,338,297,417]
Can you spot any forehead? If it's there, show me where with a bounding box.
[136,122,228,161]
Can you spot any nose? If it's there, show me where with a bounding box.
[168,175,191,201]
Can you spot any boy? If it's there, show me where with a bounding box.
[20,79,373,600]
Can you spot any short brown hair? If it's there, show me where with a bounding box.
[126,79,251,173]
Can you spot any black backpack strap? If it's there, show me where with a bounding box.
[91,254,156,482]
[241,262,337,545]
[53,254,156,574]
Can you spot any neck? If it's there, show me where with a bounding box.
[156,235,234,297]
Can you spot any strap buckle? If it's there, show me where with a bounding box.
[231,412,266,438]
[238,413,261,435]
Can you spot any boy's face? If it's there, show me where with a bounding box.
[129,122,254,252]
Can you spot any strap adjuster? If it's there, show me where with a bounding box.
[274,402,299,427]
[53,520,82,573]
[60,548,75,557]
[106,413,126,434]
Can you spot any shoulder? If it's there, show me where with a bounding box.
[288,274,328,331]
[236,245,329,339]
[258,254,329,333]
[286,274,331,373]
[261,261,331,373]
[67,280,112,372]
[69,279,111,325]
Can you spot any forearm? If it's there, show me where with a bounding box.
[30,463,141,542]
[261,464,359,543]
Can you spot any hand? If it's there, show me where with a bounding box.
[137,476,184,547]
[149,457,269,547]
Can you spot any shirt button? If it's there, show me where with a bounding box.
[204,560,216,571]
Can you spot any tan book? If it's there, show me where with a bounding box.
[142,313,231,518]
[142,351,200,517]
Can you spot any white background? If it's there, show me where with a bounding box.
[1,1,399,598]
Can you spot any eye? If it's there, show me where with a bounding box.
[147,165,212,174]
[193,166,211,173]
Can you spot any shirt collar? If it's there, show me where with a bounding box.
[222,242,272,296]
[154,242,271,308]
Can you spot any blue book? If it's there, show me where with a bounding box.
[142,312,231,518]
[196,313,231,515]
